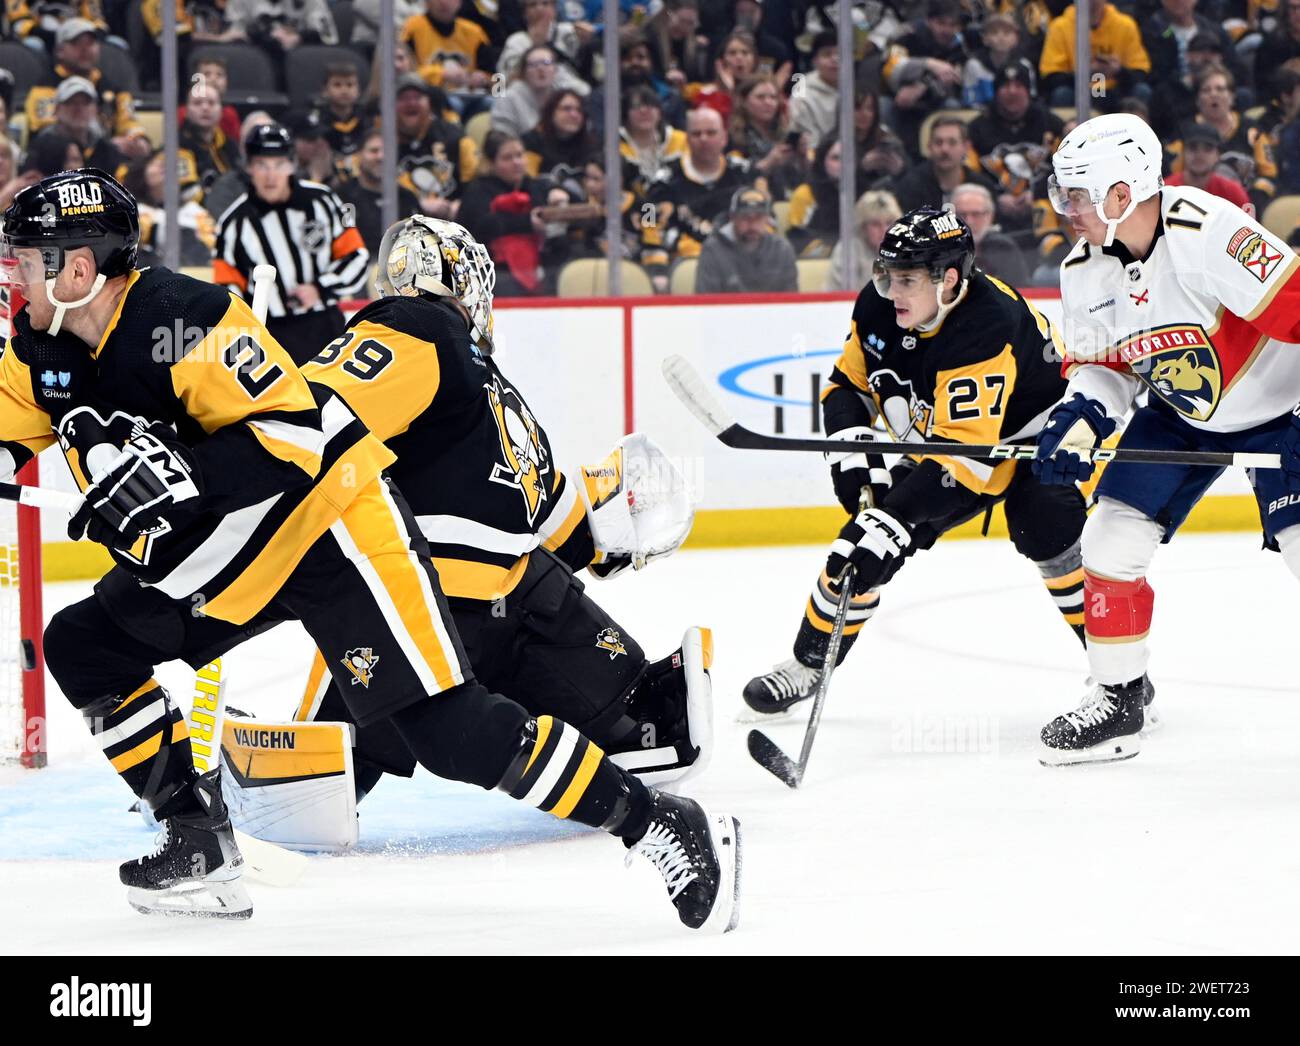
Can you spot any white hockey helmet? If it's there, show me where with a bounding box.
[375,215,497,353]
[1049,113,1163,246]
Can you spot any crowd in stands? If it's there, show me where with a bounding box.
[5,0,1300,297]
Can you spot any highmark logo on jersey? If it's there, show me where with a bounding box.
[1116,324,1223,422]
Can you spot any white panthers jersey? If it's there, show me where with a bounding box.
[1058,185,1300,433]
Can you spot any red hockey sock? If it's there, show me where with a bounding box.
[1084,573,1154,642]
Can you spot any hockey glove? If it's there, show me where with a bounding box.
[69,425,203,550]
[1281,403,1300,486]
[826,425,892,513]
[826,507,913,594]
[1032,394,1116,485]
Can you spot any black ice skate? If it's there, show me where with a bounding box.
[121,768,252,919]
[626,791,741,933]
[1039,676,1149,767]
[741,657,819,719]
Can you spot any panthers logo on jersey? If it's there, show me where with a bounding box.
[486,375,550,524]
[1118,325,1223,422]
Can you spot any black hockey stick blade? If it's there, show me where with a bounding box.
[747,729,801,789]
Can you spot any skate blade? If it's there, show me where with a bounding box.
[127,875,253,920]
[735,701,801,725]
[1140,705,1161,735]
[1038,733,1141,768]
[697,812,742,934]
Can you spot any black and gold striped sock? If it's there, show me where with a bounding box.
[499,715,651,838]
[1037,542,1086,646]
[82,680,195,810]
[792,569,880,669]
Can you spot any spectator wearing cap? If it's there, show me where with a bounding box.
[1143,0,1244,98]
[788,30,840,146]
[25,18,149,158]
[1164,123,1254,212]
[963,13,1030,108]
[492,44,562,139]
[337,127,421,255]
[524,88,596,184]
[308,63,367,159]
[215,122,368,364]
[951,182,1031,286]
[1148,30,1229,139]
[1173,63,1276,209]
[694,185,797,293]
[620,84,688,195]
[1255,0,1300,97]
[4,2,108,53]
[498,0,587,91]
[394,74,479,218]
[1040,2,1151,110]
[882,0,969,143]
[786,134,846,259]
[179,78,241,191]
[285,110,340,185]
[826,189,903,292]
[968,61,1063,232]
[640,106,763,291]
[881,114,997,214]
[29,76,127,179]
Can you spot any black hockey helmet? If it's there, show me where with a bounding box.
[0,167,139,281]
[245,122,294,159]
[875,205,975,286]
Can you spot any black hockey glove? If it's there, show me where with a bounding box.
[825,425,892,514]
[826,506,913,594]
[69,425,203,550]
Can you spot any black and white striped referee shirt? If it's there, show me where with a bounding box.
[214,178,370,318]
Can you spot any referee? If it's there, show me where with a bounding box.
[214,123,369,364]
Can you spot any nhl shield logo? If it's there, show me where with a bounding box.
[302,219,327,252]
[595,628,628,660]
[342,647,380,687]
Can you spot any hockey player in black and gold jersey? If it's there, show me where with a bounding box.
[295,216,711,807]
[0,172,740,931]
[743,207,1090,716]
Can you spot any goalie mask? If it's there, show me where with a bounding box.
[375,215,497,353]
[0,167,139,336]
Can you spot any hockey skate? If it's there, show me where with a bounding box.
[626,790,741,933]
[740,657,820,720]
[1039,676,1149,767]
[610,626,714,789]
[121,768,252,919]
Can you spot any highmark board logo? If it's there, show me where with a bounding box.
[718,349,840,434]
[1116,324,1222,422]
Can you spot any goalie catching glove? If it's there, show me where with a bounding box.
[69,423,202,549]
[826,506,913,594]
[580,433,694,579]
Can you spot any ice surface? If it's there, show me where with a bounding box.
[3,535,1299,954]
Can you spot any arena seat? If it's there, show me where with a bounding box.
[556,259,654,296]
[285,46,370,111]
[669,257,698,294]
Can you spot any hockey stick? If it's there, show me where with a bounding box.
[250,264,277,324]
[662,354,1284,470]
[748,564,856,789]
[0,480,83,513]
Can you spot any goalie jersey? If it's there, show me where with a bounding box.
[1058,185,1300,432]
[827,269,1066,495]
[0,267,394,624]
[302,295,595,601]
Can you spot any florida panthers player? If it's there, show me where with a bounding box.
[1034,113,1300,764]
